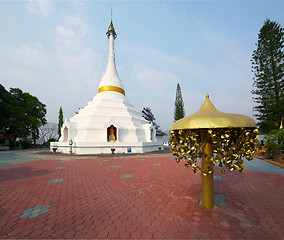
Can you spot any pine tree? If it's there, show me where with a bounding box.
[251,19,284,133]
[174,83,186,122]
[58,107,63,138]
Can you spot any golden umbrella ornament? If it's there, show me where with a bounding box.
[170,94,259,209]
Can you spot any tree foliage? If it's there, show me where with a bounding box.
[0,84,47,146]
[39,122,58,144]
[174,83,185,122]
[265,129,284,154]
[251,19,284,133]
[0,85,15,134]
[58,107,63,137]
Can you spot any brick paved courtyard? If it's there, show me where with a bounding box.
[0,151,283,239]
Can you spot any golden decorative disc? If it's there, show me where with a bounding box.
[171,94,256,130]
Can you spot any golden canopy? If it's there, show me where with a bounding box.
[171,94,256,130]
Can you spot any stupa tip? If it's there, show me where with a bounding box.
[206,93,209,99]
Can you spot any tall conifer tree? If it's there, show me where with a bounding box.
[251,19,284,133]
[174,83,185,122]
[58,107,63,138]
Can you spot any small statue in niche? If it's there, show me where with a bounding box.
[109,128,116,142]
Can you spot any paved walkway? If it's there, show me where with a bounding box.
[0,152,40,167]
[242,157,284,175]
[0,150,283,239]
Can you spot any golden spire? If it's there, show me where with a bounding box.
[280,118,283,129]
[106,10,117,39]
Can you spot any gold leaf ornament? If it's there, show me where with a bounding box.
[169,128,258,175]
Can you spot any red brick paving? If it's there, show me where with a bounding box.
[0,156,283,239]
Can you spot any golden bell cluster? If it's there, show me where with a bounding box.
[169,128,259,175]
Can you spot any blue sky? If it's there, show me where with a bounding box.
[1,1,283,132]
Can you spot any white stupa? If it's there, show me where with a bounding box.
[50,20,163,154]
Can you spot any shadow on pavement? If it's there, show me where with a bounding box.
[0,167,51,182]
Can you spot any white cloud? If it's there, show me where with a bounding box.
[4,2,259,133]
[26,0,52,18]
[65,15,88,38]
[123,37,255,130]
[72,0,85,8]
[1,43,50,69]
[132,64,179,89]
[56,38,84,52]
[0,41,102,123]
[65,15,83,27]
[55,14,89,52]
[56,25,75,38]
[123,44,217,90]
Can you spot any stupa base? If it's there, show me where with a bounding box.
[50,141,163,154]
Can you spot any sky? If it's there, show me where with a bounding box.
[1,0,283,133]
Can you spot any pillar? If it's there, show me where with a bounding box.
[201,130,214,209]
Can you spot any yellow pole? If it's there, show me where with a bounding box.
[201,130,213,209]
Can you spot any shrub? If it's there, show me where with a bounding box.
[19,136,33,149]
[265,129,284,154]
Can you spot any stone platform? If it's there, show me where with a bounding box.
[0,150,283,239]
